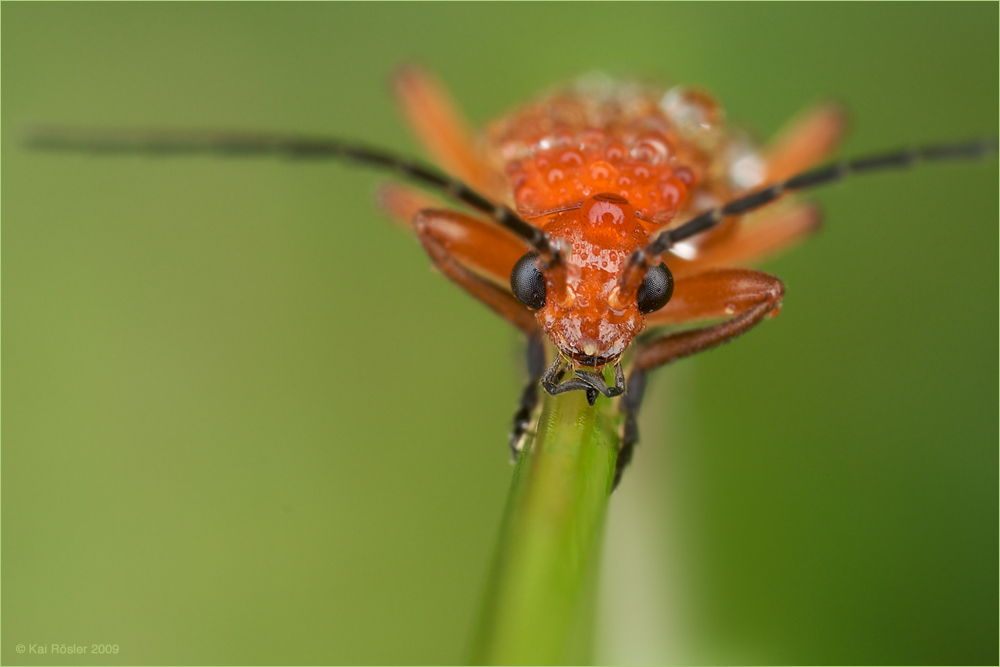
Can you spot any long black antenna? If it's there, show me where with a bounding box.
[23,126,555,258]
[638,137,998,261]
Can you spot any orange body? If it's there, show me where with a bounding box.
[483,81,765,365]
[388,68,841,373]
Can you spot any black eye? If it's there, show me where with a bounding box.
[637,262,674,314]
[510,251,546,310]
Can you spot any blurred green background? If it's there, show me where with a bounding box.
[3,4,996,665]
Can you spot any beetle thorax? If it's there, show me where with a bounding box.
[506,134,695,225]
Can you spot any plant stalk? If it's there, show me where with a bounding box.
[469,388,620,664]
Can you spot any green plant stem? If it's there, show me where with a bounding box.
[469,388,620,665]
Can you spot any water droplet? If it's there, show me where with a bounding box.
[630,134,670,165]
[586,199,626,226]
[669,241,698,260]
[579,129,606,150]
[660,87,720,136]
[660,179,686,209]
[560,150,584,167]
[590,162,612,180]
[726,138,765,189]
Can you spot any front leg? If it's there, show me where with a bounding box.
[407,208,553,458]
[637,269,785,368]
[412,208,538,336]
[541,356,599,405]
[509,334,546,457]
[574,362,626,399]
[615,269,785,487]
[615,369,648,489]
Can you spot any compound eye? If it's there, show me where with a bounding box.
[637,262,674,314]
[510,251,546,310]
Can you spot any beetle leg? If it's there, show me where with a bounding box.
[574,369,608,394]
[413,209,538,335]
[696,104,845,250]
[549,380,600,406]
[541,356,599,405]
[414,208,530,288]
[538,357,626,407]
[541,355,568,384]
[764,104,848,182]
[375,182,442,228]
[613,269,784,486]
[412,209,601,453]
[615,368,648,489]
[643,268,784,329]
[509,334,546,457]
[574,361,626,398]
[611,361,627,394]
[393,65,496,196]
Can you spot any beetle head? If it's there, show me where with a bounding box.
[511,193,673,367]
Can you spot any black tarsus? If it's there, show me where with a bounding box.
[23,125,555,258]
[509,335,547,458]
[573,362,626,400]
[541,356,599,405]
[615,368,649,489]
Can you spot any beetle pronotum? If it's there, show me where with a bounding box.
[25,67,997,487]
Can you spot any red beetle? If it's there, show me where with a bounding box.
[26,67,997,486]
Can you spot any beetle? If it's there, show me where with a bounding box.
[26,67,998,487]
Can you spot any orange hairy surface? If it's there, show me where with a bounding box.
[484,81,749,223]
